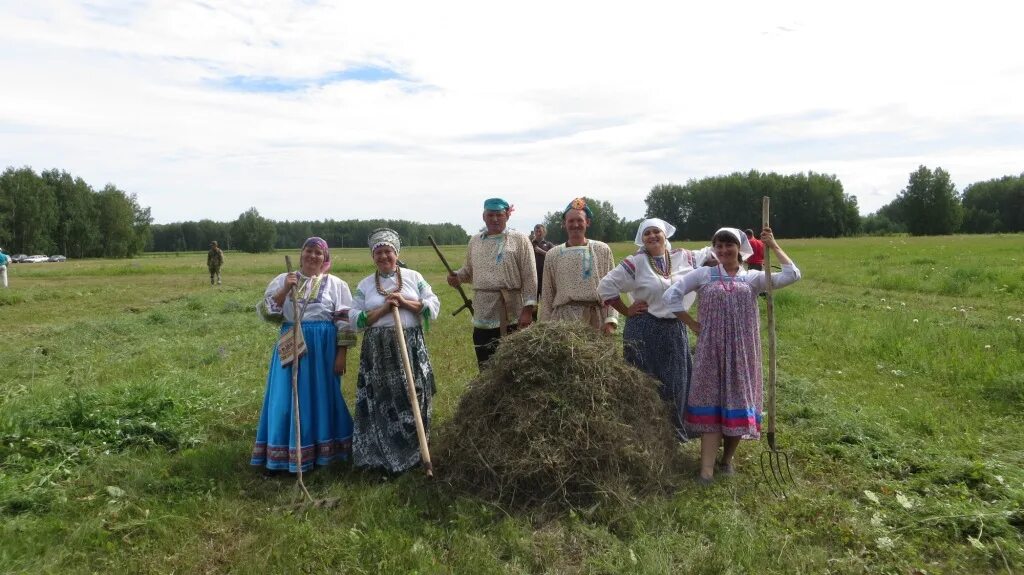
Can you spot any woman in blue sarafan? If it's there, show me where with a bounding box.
[250,236,356,473]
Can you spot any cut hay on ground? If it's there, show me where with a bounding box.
[436,321,681,513]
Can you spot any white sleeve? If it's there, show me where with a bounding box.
[664,266,712,313]
[692,246,715,267]
[415,272,441,321]
[748,263,802,293]
[598,257,637,304]
[257,274,288,321]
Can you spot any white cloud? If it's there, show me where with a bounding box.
[1,0,1022,235]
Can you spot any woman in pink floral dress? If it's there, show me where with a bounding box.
[663,227,801,484]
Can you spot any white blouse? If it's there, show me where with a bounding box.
[350,268,441,329]
[663,263,802,313]
[597,247,714,318]
[258,273,354,324]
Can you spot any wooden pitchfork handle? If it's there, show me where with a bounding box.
[427,235,474,316]
[390,306,434,478]
[284,255,313,501]
[762,197,778,450]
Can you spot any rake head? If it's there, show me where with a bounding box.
[759,432,794,498]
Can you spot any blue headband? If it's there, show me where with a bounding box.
[483,198,510,211]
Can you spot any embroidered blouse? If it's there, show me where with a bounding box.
[597,246,715,318]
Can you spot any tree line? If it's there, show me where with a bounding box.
[642,171,861,240]
[0,167,152,257]
[149,208,470,253]
[5,164,1021,258]
[862,167,1024,236]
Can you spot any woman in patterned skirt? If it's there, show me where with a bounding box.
[664,227,801,484]
[350,228,441,473]
[598,218,714,441]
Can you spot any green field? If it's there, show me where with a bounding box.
[2,235,1023,574]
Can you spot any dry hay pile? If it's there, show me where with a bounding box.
[436,321,681,512]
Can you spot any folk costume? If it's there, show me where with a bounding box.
[597,218,713,441]
[663,228,801,439]
[539,199,619,330]
[251,237,355,472]
[350,228,441,473]
[455,198,538,366]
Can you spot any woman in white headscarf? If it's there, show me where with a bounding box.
[663,227,801,484]
[349,228,441,474]
[597,218,714,442]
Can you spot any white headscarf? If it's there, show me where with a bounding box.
[634,218,677,247]
[713,227,754,260]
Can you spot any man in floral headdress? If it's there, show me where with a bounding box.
[447,198,538,368]
[538,198,618,334]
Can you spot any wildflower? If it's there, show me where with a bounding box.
[876,536,894,550]
[896,492,913,509]
[880,298,887,302]
[870,512,885,527]
[995,475,1005,485]
[885,306,892,310]
[900,302,906,306]
[985,345,992,349]
[913,319,919,323]
[864,490,881,505]
[1017,318,1022,323]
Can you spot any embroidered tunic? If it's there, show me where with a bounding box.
[455,229,538,329]
[663,263,801,437]
[539,240,619,329]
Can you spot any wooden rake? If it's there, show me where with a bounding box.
[758,197,795,498]
[275,255,340,512]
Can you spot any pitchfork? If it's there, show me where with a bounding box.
[759,197,794,498]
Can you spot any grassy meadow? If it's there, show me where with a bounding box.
[1,234,1023,574]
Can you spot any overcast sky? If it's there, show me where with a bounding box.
[2,1,1022,236]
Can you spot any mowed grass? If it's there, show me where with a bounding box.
[1,234,1023,574]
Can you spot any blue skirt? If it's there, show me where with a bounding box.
[250,321,353,472]
[623,312,692,441]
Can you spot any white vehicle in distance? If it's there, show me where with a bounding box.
[23,255,50,263]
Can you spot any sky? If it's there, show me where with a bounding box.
[2,1,1022,236]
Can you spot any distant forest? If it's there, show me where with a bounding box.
[3,165,1021,257]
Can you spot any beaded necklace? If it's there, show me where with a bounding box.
[646,249,672,279]
[375,267,403,296]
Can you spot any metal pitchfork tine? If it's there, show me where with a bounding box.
[758,196,795,498]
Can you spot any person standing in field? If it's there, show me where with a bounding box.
[349,228,441,474]
[532,223,554,302]
[0,248,9,288]
[250,237,356,474]
[597,218,715,442]
[447,198,538,368]
[207,241,224,285]
[663,227,801,484]
[538,198,618,334]
[744,229,765,271]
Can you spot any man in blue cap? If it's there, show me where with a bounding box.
[448,198,538,368]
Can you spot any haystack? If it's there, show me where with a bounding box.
[436,321,681,512]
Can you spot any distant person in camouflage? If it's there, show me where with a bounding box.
[207,241,224,285]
